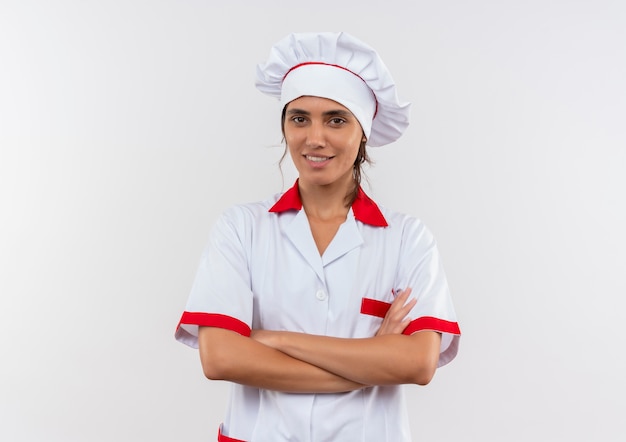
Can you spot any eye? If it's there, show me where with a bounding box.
[329,117,346,126]
[290,116,307,124]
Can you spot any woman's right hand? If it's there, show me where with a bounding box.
[375,288,417,336]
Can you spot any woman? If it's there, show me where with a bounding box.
[176,32,460,442]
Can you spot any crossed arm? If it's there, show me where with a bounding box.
[198,289,441,393]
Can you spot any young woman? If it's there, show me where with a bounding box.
[176,32,460,442]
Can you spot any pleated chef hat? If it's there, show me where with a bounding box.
[255,32,411,147]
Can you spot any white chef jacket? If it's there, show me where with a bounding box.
[176,181,460,442]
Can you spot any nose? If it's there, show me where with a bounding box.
[305,121,326,148]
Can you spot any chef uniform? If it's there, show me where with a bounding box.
[176,32,461,442]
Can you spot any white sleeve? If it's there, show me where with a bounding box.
[396,217,461,367]
[175,207,254,348]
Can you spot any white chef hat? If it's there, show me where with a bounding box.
[255,32,411,147]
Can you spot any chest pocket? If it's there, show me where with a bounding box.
[360,296,392,318]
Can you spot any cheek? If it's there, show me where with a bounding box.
[283,129,300,149]
[343,134,363,161]
[348,147,361,166]
[287,143,297,159]
[286,140,301,164]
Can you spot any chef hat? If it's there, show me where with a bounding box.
[255,32,410,147]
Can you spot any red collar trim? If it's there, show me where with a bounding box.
[269,180,388,227]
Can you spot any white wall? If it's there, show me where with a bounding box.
[1,1,624,440]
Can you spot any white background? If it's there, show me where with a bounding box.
[1,1,625,441]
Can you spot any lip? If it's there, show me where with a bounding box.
[304,154,333,168]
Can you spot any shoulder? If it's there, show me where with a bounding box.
[372,205,438,256]
[378,205,431,236]
[216,193,284,230]
[204,194,284,251]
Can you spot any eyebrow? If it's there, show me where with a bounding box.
[286,108,354,118]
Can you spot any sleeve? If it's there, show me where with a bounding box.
[396,217,461,367]
[175,207,254,348]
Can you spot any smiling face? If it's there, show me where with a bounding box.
[283,96,365,191]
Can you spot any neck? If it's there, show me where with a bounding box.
[298,177,356,221]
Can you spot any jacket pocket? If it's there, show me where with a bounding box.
[360,297,392,318]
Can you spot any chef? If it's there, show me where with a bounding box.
[176,32,461,442]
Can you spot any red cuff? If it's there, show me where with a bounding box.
[177,312,251,337]
[218,425,246,442]
[402,316,461,336]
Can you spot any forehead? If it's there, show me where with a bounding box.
[285,96,354,114]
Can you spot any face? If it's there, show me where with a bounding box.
[283,96,365,190]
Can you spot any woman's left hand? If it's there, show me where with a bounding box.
[375,288,417,336]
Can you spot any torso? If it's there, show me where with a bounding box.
[307,214,346,255]
[177,188,458,441]
[240,202,412,441]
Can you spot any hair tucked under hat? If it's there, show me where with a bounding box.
[255,32,411,147]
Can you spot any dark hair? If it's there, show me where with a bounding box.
[280,107,371,207]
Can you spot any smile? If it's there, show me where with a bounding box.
[305,155,332,162]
